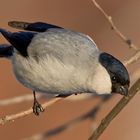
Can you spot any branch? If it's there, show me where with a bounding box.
[124,50,140,66]
[22,134,43,140]
[22,96,111,140]
[91,0,140,67]
[0,97,62,125]
[0,94,42,106]
[0,94,111,125]
[91,0,139,51]
[88,78,140,140]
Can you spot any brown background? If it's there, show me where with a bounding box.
[0,0,140,140]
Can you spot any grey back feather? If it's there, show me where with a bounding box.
[28,28,100,68]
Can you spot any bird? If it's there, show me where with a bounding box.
[0,21,130,115]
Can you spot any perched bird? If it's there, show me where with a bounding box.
[0,21,130,115]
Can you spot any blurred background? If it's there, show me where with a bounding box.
[0,0,140,140]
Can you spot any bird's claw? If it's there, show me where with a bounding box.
[32,101,44,116]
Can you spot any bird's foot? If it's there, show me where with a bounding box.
[32,100,44,116]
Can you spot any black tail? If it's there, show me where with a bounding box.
[0,44,13,58]
[8,21,62,32]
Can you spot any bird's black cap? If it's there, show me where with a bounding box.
[99,52,130,96]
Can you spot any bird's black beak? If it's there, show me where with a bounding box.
[116,85,129,96]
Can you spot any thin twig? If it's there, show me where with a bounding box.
[0,97,62,125]
[22,134,43,140]
[0,94,97,106]
[91,0,138,51]
[91,0,140,68]
[88,78,140,140]
[124,50,140,66]
[0,94,42,106]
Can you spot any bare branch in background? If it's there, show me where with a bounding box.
[91,0,139,51]
[0,97,62,125]
[91,0,140,67]
[124,51,140,66]
[0,94,42,106]
[22,134,43,140]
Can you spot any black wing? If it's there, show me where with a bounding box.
[0,28,35,57]
[8,21,62,32]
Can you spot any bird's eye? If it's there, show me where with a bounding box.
[112,76,116,81]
